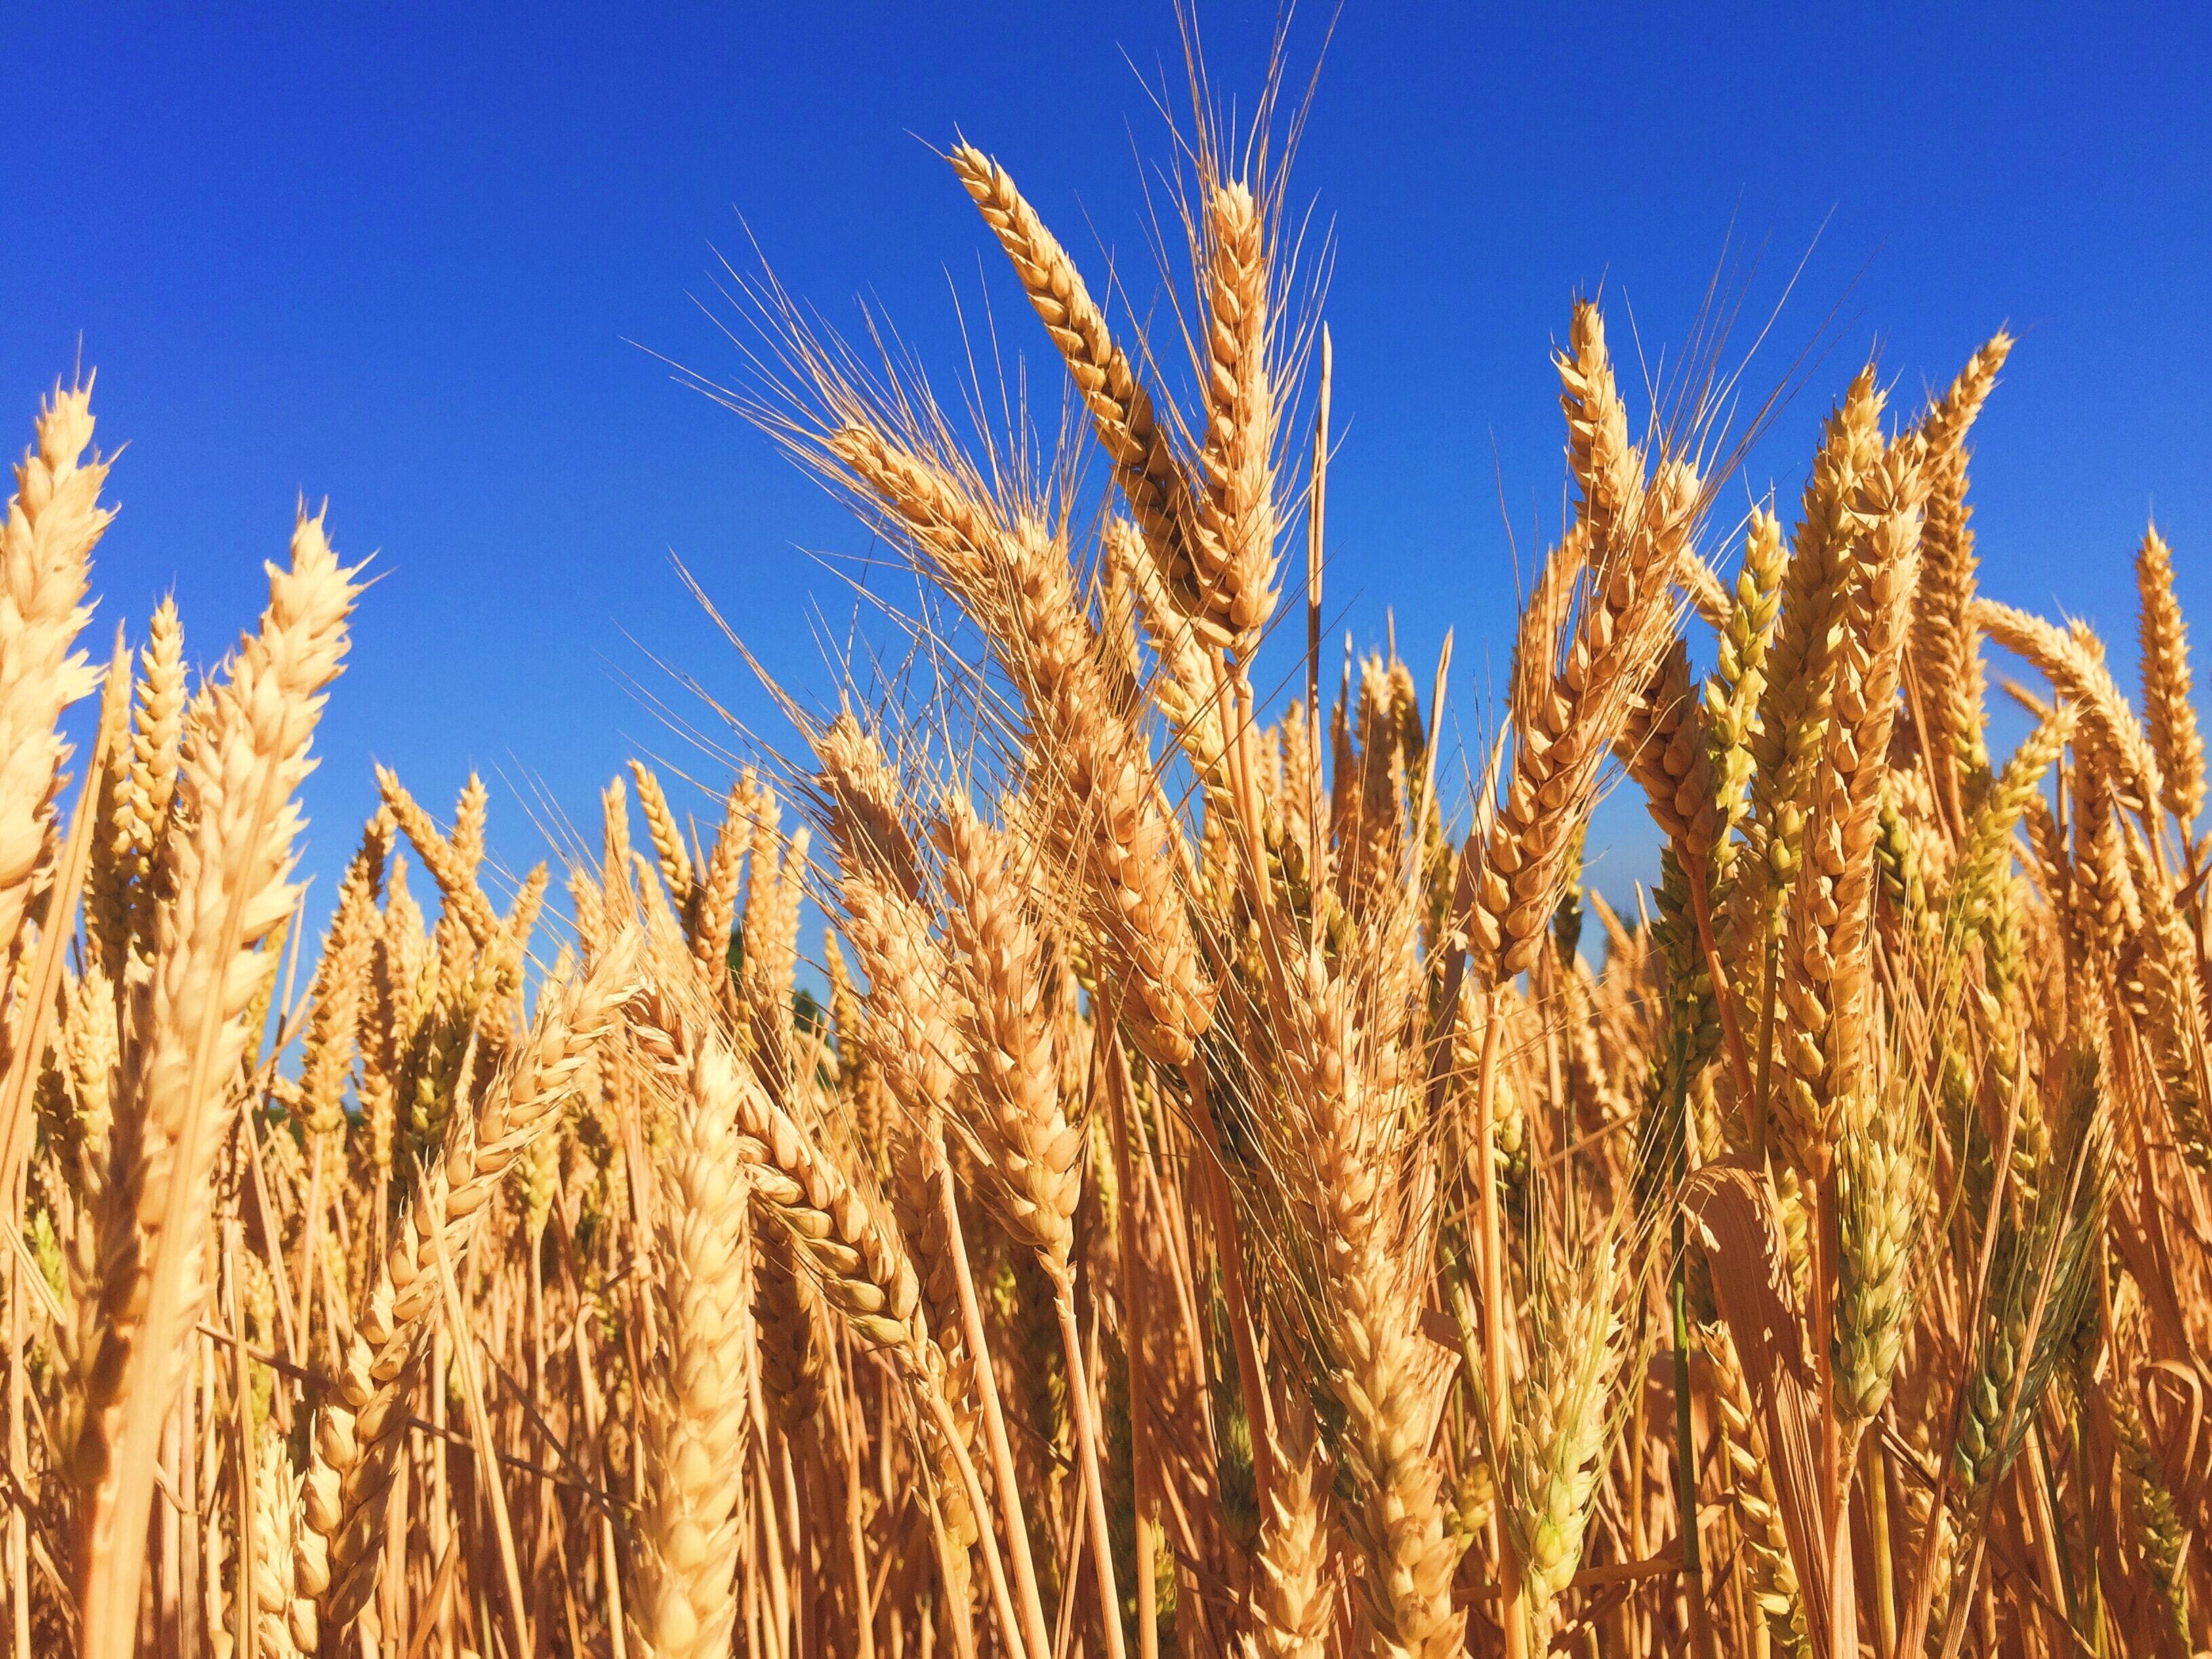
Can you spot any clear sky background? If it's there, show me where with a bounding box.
[7,3,2209,928]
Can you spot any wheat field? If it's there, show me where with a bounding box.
[3,78,2208,1659]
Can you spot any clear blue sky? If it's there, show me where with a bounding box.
[8,4,2209,919]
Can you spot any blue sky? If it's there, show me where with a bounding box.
[8,3,2209,922]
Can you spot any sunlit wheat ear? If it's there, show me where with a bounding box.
[1702,1323,1810,1654]
[714,1001,1007,1633]
[1975,597,2165,824]
[1465,303,1700,985]
[1830,1074,1923,1426]
[74,507,358,1654]
[1703,508,1784,885]
[629,1032,756,1659]
[1619,635,1722,877]
[0,380,109,963]
[1908,331,2010,813]
[1726,368,1884,975]
[1269,930,1462,1659]
[1772,429,1928,1184]
[689,767,758,983]
[628,758,696,909]
[947,142,1200,619]
[1191,176,1280,657]
[813,713,964,1290]
[296,817,386,1147]
[2127,832,2212,1171]
[2135,524,2204,834]
[1504,1233,1624,1614]
[249,1425,309,1659]
[1244,1395,1331,1659]
[87,594,186,975]
[937,793,1080,1271]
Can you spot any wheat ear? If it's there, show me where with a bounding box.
[0,380,110,962]
[1281,940,1460,1659]
[1242,1395,1332,1659]
[1771,434,1928,1183]
[1975,599,2165,832]
[1466,304,1700,983]
[628,1033,757,1659]
[375,764,504,950]
[1191,178,1279,656]
[1703,1325,1810,1655]
[1726,368,1885,982]
[1504,1235,1625,1613]
[937,792,1129,1659]
[88,594,186,975]
[250,1426,308,1659]
[2135,524,2204,837]
[947,143,1197,609]
[2112,1378,2192,1649]
[937,795,1081,1267]
[1908,331,2010,817]
[74,508,357,1655]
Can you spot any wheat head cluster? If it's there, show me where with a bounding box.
[3,84,2209,1659]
